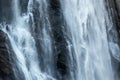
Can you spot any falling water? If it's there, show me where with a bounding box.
[0,0,55,80]
[60,0,114,80]
[0,0,119,80]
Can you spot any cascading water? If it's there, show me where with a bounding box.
[0,0,119,80]
[60,0,115,80]
[0,0,55,80]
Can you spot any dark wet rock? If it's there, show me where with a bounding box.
[115,0,120,36]
[116,0,120,17]
[107,0,120,79]
[0,0,13,23]
[49,0,76,80]
[0,30,15,80]
[108,0,120,36]
[19,0,29,14]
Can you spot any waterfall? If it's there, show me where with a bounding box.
[60,0,114,80]
[0,0,119,80]
[0,0,55,80]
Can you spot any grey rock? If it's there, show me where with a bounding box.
[0,30,15,80]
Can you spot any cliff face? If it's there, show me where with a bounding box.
[109,0,120,34]
[113,0,120,79]
[0,1,16,80]
[115,0,120,35]
[0,0,13,23]
[0,30,15,80]
[116,0,120,17]
[105,0,120,79]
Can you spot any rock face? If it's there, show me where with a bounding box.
[109,0,120,34]
[0,30,15,80]
[107,0,120,80]
[0,0,13,23]
[114,1,120,79]
[49,0,70,79]
[115,0,120,35]
[116,0,120,17]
